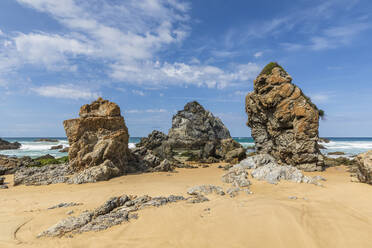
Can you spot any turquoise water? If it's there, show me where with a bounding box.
[0,137,371,158]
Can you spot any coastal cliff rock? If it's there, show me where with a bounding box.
[0,138,21,150]
[354,151,372,184]
[245,63,324,171]
[136,101,246,164]
[63,97,131,183]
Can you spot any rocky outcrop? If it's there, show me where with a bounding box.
[50,145,63,150]
[231,154,326,185]
[0,138,21,150]
[0,155,39,175]
[245,62,324,171]
[63,97,132,183]
[38,193,207,237]
[136,101,246,164]
[354,151,372,184]
[14,163,72,186]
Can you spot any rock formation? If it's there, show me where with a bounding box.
[245,62,324,171]
[136,101,246,164]
[63,97,132,183]
[0,155,38,175]
[0,138,21,150]
[354,151,372,184]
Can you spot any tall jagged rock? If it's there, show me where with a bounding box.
[136,101,246,164]
[63,97,131,183]
[245,62,324,171]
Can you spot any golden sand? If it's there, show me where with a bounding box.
[1,165,371,248]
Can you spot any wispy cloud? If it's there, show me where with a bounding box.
[254,52,263,58]
[132,89,145,96]
[309,93,332,103]
[0,0,261,90]
[32,84,100,100]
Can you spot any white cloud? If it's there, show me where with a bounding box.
[254,52,263,58]
[234,90,247,96]
[0,0,262,90]
[125,109,167,114]
[32,84,100,100]
[0,29,4,36]
[111,61,260,89]
[309,93,330,103]
[132,90,145,96]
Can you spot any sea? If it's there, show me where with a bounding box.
[1,137,372,159]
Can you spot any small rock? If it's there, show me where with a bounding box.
[187,195,209,204]
[48,202,82,209]
[288,196,297,200]
[0,185,8,189]
[187,185,225,196]
[67,210,74,215]
[0,177,5,185]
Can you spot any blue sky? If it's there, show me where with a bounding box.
[0,0,372,137]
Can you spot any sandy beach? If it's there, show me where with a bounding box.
[1,165,371,248]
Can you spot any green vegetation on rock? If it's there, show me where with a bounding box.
[29,156,69,167]
[260,62,287,75]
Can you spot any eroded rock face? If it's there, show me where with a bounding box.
[245,63,324,171]
[0,138,21,150]
[168,101,231,147]
[63,98,131,183]
[135,101,246,164]
[355,151,372,184]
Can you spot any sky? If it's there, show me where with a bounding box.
[0,0,372,137]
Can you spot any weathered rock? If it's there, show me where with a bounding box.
[59,147,69,153]
[239,154,325,185]
[187,185,225,196]
[186,195,209,204]
[50,145,63,150]
[38,194,188,237]
[48,202,82,209]
[222,167,251,188]
[354,151,372,184]
[0,155,38,175]
[226,187,252,197]
[63,97,131,183]
[137,101,246,164]
[0,138,21,150]
[14,163,72,186]
[245,63,324,171]
[0,176,5,185]
[328,151,345,156]
[136,130,168,150]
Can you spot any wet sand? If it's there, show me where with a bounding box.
[1,165,372,248]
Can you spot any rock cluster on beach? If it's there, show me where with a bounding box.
[353,150,372,184]
[63,97,132,183]
[134,101,246,167]
[245,63,324,171]
[223,154,326,187]
[38,193,205,237]
[0,155,39,175]
[0,138,21,150]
